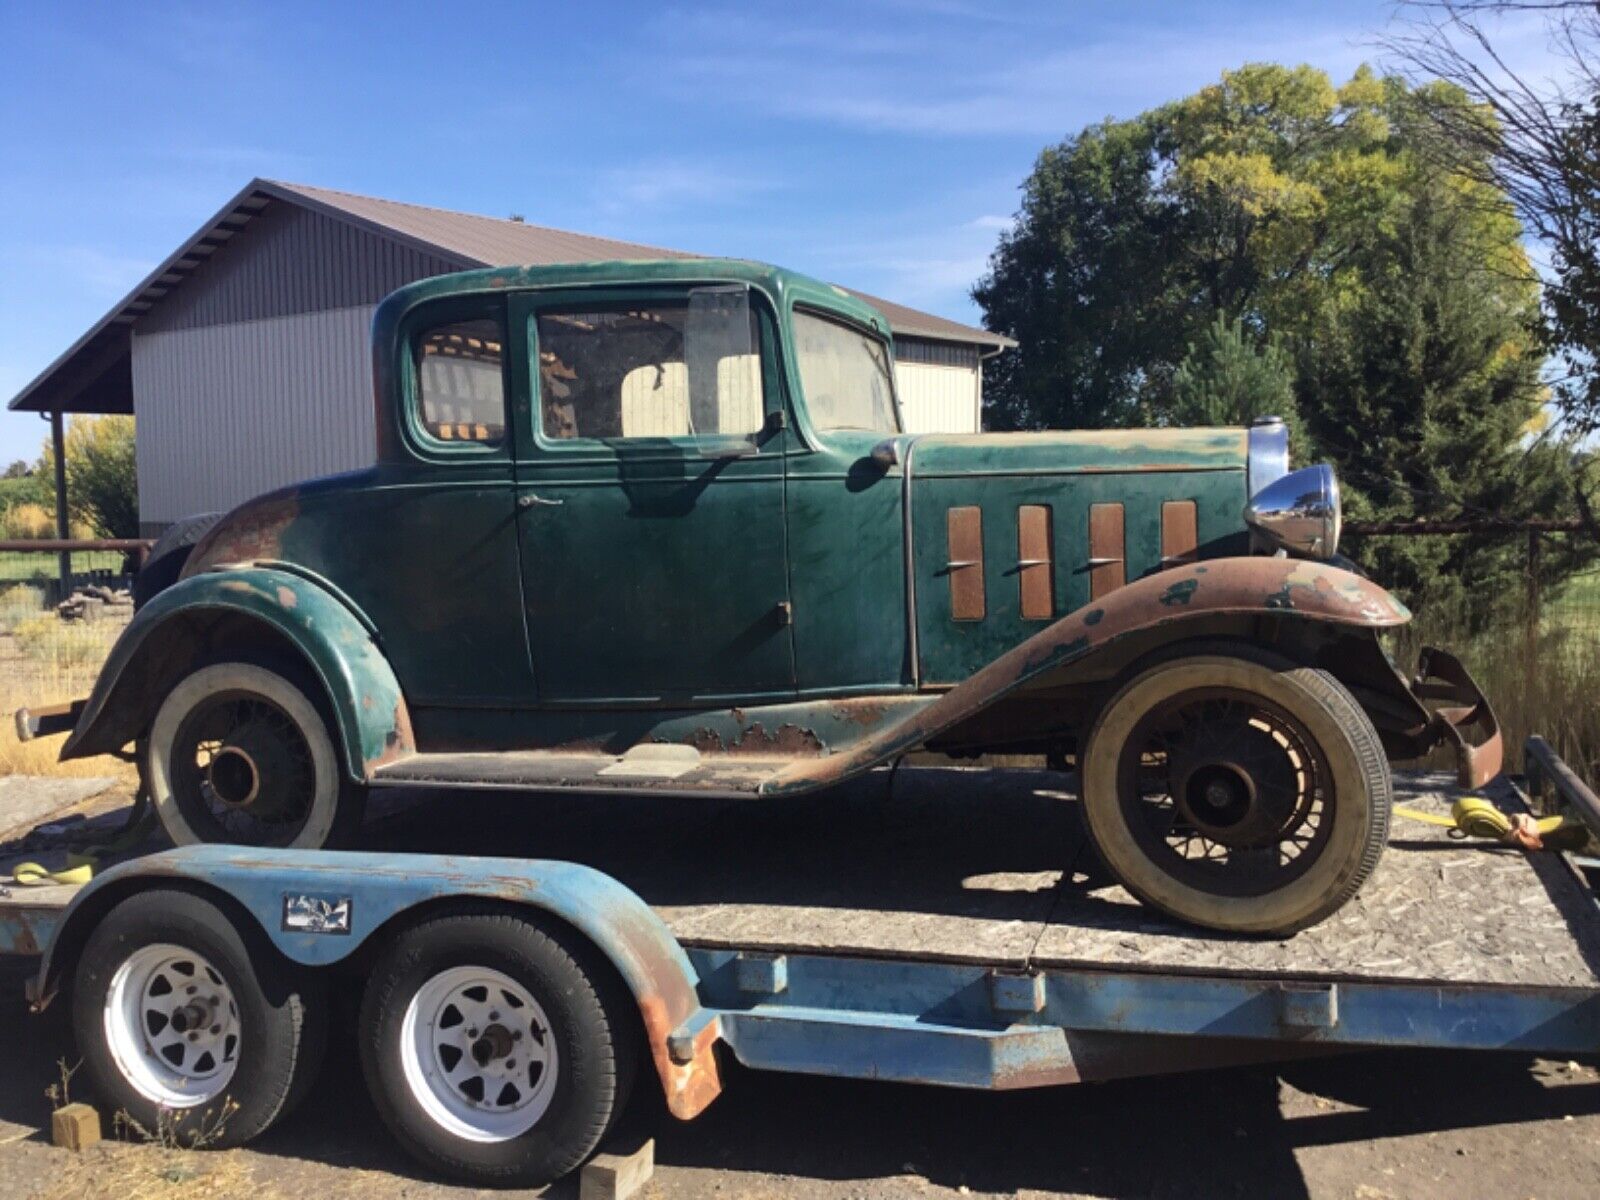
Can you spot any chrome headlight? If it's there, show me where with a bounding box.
[1244,463,1342,559]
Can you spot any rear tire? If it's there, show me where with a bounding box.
[147,661,364,849]
[1081,644,1391,935]
[71,889,326,1147]
[358,913,637,1187]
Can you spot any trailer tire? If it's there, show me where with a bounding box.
[71,889,326,1147]
[359,912,636,1187]
[1081,643,1391,935]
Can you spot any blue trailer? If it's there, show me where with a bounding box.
[2,758,1598,1188]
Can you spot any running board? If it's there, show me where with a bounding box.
[370,743,787,797]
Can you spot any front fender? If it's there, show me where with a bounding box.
[60,567,414,779]
[31,847,721,1120]
[765,557,1411,794]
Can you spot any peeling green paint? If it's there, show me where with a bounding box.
[1159,580,1199,607]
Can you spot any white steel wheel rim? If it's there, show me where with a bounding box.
[103,942,242,1108]
[399,965,560,1142]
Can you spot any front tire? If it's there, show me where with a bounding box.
[1081,645,1391,935]
[71,889,327,1146]
[147,661,364,849]
[359,913,637,1187]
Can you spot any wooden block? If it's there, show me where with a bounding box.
[580,1138,655,1200]
[51,1103,100,1151]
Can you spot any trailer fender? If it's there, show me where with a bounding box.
[58,566,414,780]
[765,557,1412,794]
[31,847,722,1120]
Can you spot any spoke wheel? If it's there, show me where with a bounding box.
[401,966,560,1143]
[171,693,316,845]
[1118,690,1332,898]
[149,662,363,850]
[1082,645,1391,935]
[104,943,242,1108]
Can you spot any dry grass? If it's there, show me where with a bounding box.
[0,585,135,783]
[28,1144,262,1200]
[1393,581,1600,843]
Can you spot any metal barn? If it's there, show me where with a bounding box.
[7,180,1013,534]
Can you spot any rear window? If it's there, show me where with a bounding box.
[414,319,506,444]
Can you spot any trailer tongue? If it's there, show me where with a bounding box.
[2,765,1597,1186]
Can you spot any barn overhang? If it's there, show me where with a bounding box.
[7,177,1013,418]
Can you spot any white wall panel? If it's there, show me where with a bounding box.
[131,305,376,526]
[895,361,979,433]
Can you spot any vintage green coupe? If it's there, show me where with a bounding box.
[22,259,1500,934]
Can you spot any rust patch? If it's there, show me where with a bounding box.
[363,699,417,774]
[685,728,726,754]
[183,491,300,577]
[639,994,723,1121]
[737,722,825,756]
[276,585,298,608]
[833,699,891,727]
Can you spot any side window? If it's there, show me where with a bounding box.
[535,289,763,442]
[415,319,506,444]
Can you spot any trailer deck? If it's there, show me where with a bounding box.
[5,767,1599,990]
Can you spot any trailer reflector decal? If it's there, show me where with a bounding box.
[282,893,352,934]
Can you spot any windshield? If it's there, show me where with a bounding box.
[792,310,901,433]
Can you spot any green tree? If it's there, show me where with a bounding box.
[1170,315,1300,438]
[974,63,1586,622]
[40,416,139,539]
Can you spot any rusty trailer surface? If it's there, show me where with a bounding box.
[3,765,1598,1104]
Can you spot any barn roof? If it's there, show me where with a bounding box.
[7,177,1012,416]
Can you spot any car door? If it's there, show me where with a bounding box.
[510,284,796,704]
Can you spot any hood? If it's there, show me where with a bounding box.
[907,428,1249,478]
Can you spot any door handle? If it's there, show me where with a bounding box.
[518,493,564,509]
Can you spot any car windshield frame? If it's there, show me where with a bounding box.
[791,308,903,435]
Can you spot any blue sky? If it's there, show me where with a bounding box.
[0,0,1565,464]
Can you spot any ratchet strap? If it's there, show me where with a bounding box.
[1393,795,1587,852]
[7,787,157,887]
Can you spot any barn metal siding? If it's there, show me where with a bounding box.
[131,305,377,527]
[894,337,981,433]
[139,201,465,335]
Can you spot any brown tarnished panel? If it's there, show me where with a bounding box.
[1017,505,1054,621]
[182,489,301,576]
[639,995,724,1119]
[1088,503,1125,600]
[764,557,1413,795]
[947,506,986,621]
[1161,500,1198,567]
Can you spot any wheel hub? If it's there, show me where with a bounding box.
[204,718,306,820]
[400,966,559,1143]
[103,944,241,1107]
[1167,718,1305,849]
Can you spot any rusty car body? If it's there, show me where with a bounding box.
[21,259,1499,933]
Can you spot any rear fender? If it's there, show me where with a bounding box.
[30,847,722,1120]
[763,558,1413,794]
[59,567,414,779]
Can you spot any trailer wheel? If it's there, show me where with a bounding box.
[1081,644,1391,935]
[359,913,637,1187]
[147,661,364,849]
[71,889,327,1147]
